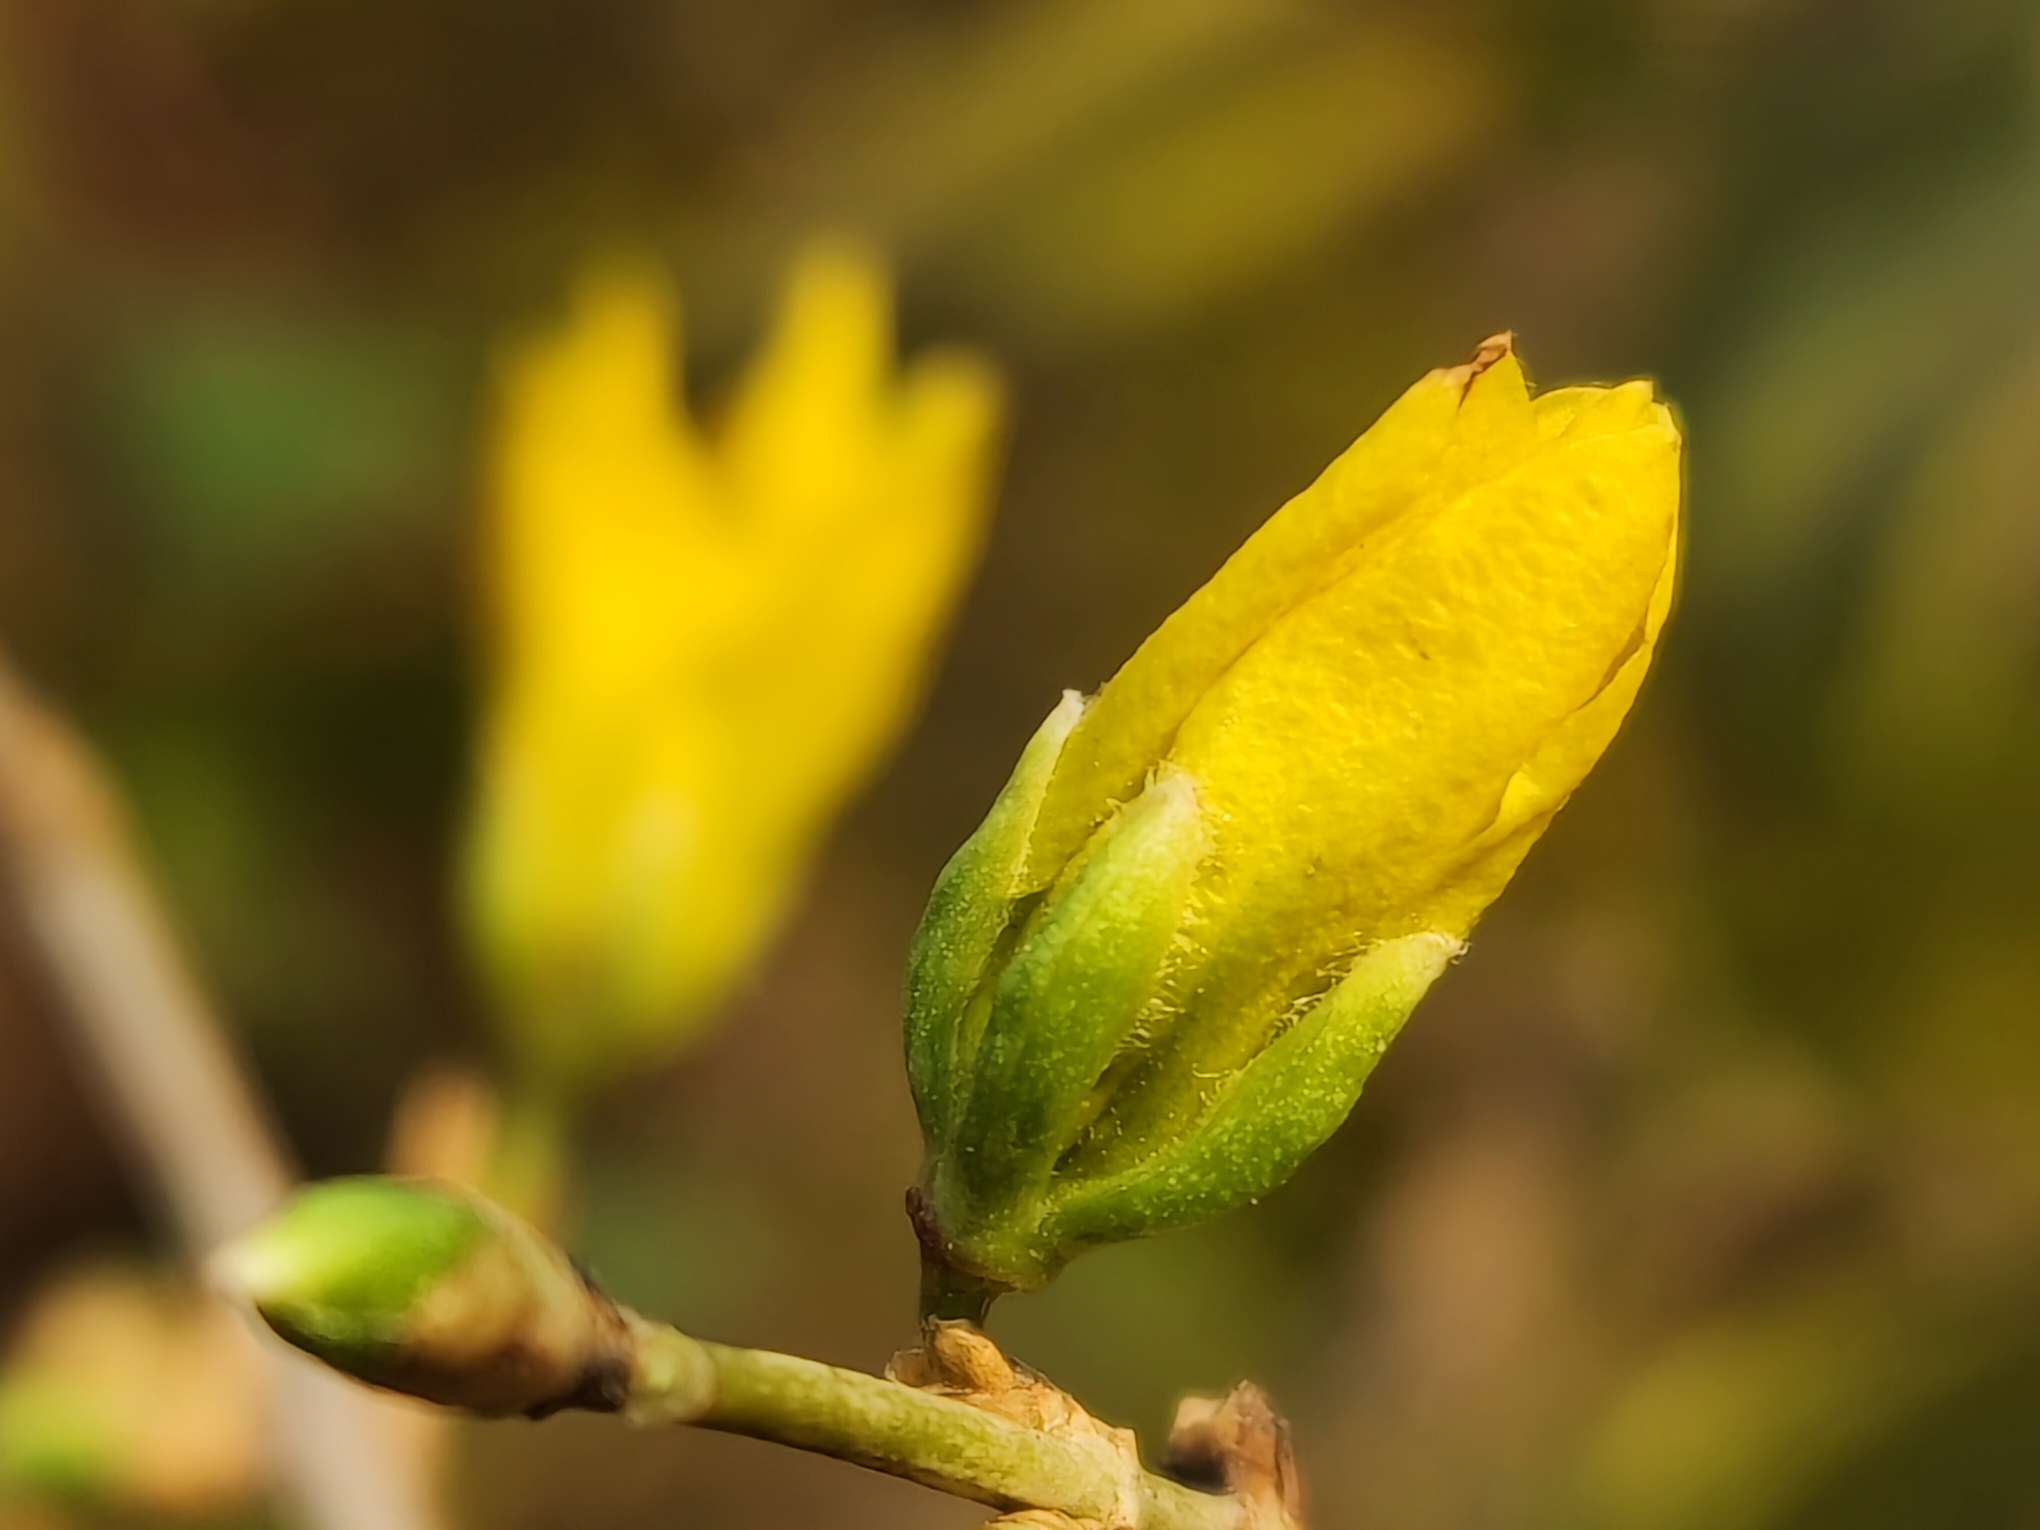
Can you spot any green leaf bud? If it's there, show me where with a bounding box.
[217,1177,629,1417]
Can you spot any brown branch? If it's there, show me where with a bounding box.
[0,653,450,1530]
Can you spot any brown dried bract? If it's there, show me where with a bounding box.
[1164,1384,1302,1530]
[1449,331,1516,398]
[890,1320,1122,1444]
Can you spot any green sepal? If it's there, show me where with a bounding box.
[950,768,1207,1211]
[904,691,1086,1151]
[1041,932,1459,1253]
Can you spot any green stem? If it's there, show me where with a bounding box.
[621,1316,1241,1530]
[484,1081,574,1229]
[918,1256,1004,1326]
[228,1176,1252,1529]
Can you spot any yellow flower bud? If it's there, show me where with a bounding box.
[467,242,1004,1097]
[907,337,1680,1308]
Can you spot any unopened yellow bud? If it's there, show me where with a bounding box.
[907,337,1681,1308]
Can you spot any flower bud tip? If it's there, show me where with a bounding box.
[213,1178,488,1372]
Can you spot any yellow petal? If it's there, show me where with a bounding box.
[1175,404,1679,942]
[487,261,739,704]
[1021,337,1538,884]
[1030,340,1679,1099]
[722,241,893,543]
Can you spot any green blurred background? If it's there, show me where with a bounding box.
[3,1,2038,1527]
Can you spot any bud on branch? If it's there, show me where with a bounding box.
[218,1178,1255,1530]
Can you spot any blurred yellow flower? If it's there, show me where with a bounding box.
[467,242,1003,1097]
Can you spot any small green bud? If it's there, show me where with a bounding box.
[218,1177,627,1417]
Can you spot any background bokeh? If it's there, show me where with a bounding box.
[4,1,2039,1527]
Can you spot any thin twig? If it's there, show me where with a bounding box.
[221,1174,1270,1530]
[659,1330,1247,1530]
[0,654,449,1530]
